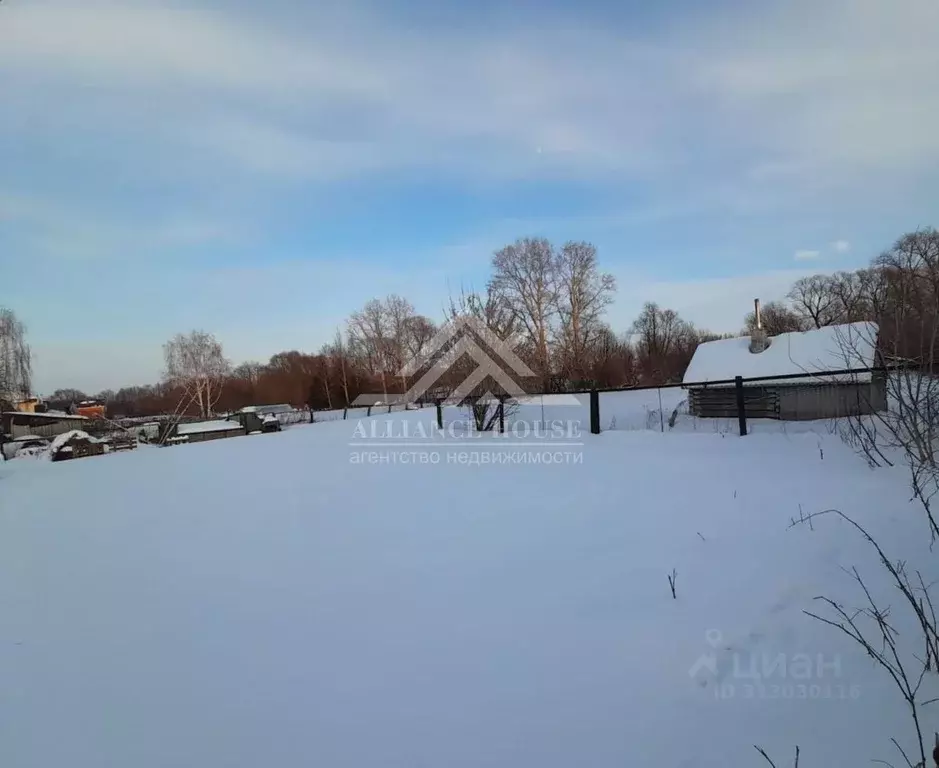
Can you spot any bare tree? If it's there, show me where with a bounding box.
[631,303,698,383]
[0,307,32,406]
[553,241,616,382]
[445,286,524,430]
[47,388,87,411]
[316,344,334,410]
[788,275,841,328]
[404,315,436,360]
[792,509,938,768]
[587,326,636,388]
[837,230,939,541]
[347,297,414,399]
[754,745,800,767]
[491,237,557,389]
[348,299,389,397]
[163,330,231,419]
[384,294,416,395]
[232,361,263,386]
[744,301,807,336]
[332,328,352,407]
[828,270,877,323]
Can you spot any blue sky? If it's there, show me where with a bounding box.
[2,0,938,393]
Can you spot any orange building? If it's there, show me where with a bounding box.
[76,400,106,419]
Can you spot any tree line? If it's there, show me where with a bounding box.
[10,227,939,418]
[43,238,725,417]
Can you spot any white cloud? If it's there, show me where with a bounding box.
[2,0,937,187]
[793,249,821,261]
[832,240,851,253]
[4,0,938,391]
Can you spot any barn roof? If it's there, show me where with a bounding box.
[176,419,243,435]
[1,411,88,420]
[238,404,294,414]
[682,322,879,387]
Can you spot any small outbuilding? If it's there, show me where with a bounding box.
[1,411,89,439]
[682,321,886,421]
[173,419,246,443]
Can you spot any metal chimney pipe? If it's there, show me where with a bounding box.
[754,298,762,330]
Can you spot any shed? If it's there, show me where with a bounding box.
[682,322,886,420]
[238,404,294,416]
[1,411,89,439]
[173,419,245,443]
[235,404,296,430]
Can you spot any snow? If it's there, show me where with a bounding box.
[313,406,378,422]
[10,434,48,443]
[48,429,95,455]
[683,321,879,386]
[0,409,935,766]
[175,419,242,435]
[237,404,294,415]
[482,390,820,435]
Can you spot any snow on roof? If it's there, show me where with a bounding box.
[238,404,294,414]
[49,430,96,455]
[2,411,88,420]
[683,322,879,387]
[176,420,243,435]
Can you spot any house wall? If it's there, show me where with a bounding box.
[181,427,245,443]
[778,378,887,421]
[688,386,778,419]
[9,416,88,439]
[689,376,887,421]
[237,412,264,433]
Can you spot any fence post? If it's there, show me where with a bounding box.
[367,405,373,418]
[498,397,505,434]
[435,400,443,431]
[309,409,314,425]
[657,388,665,433]
[343,407,347,420]
[735,376,748,436]
[590,390,600,435]
[387,404,392,414]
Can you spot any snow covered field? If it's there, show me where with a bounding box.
[1,409,934,766]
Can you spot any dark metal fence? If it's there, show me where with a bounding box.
[310,365,889,437]
[581,365,888,437]
[425,365,888,437]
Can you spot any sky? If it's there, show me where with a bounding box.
[1,0,938,394]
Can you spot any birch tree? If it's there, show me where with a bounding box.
[333,328,352,407]
[490,237,557,388]
[553,241,616,381]
[0,307,32,406]
[163,330,231,418]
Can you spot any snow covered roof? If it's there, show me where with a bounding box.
[176,420,243,435]
[2,411,87,420]
[683,322,879,387]
[238,404,294,415]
